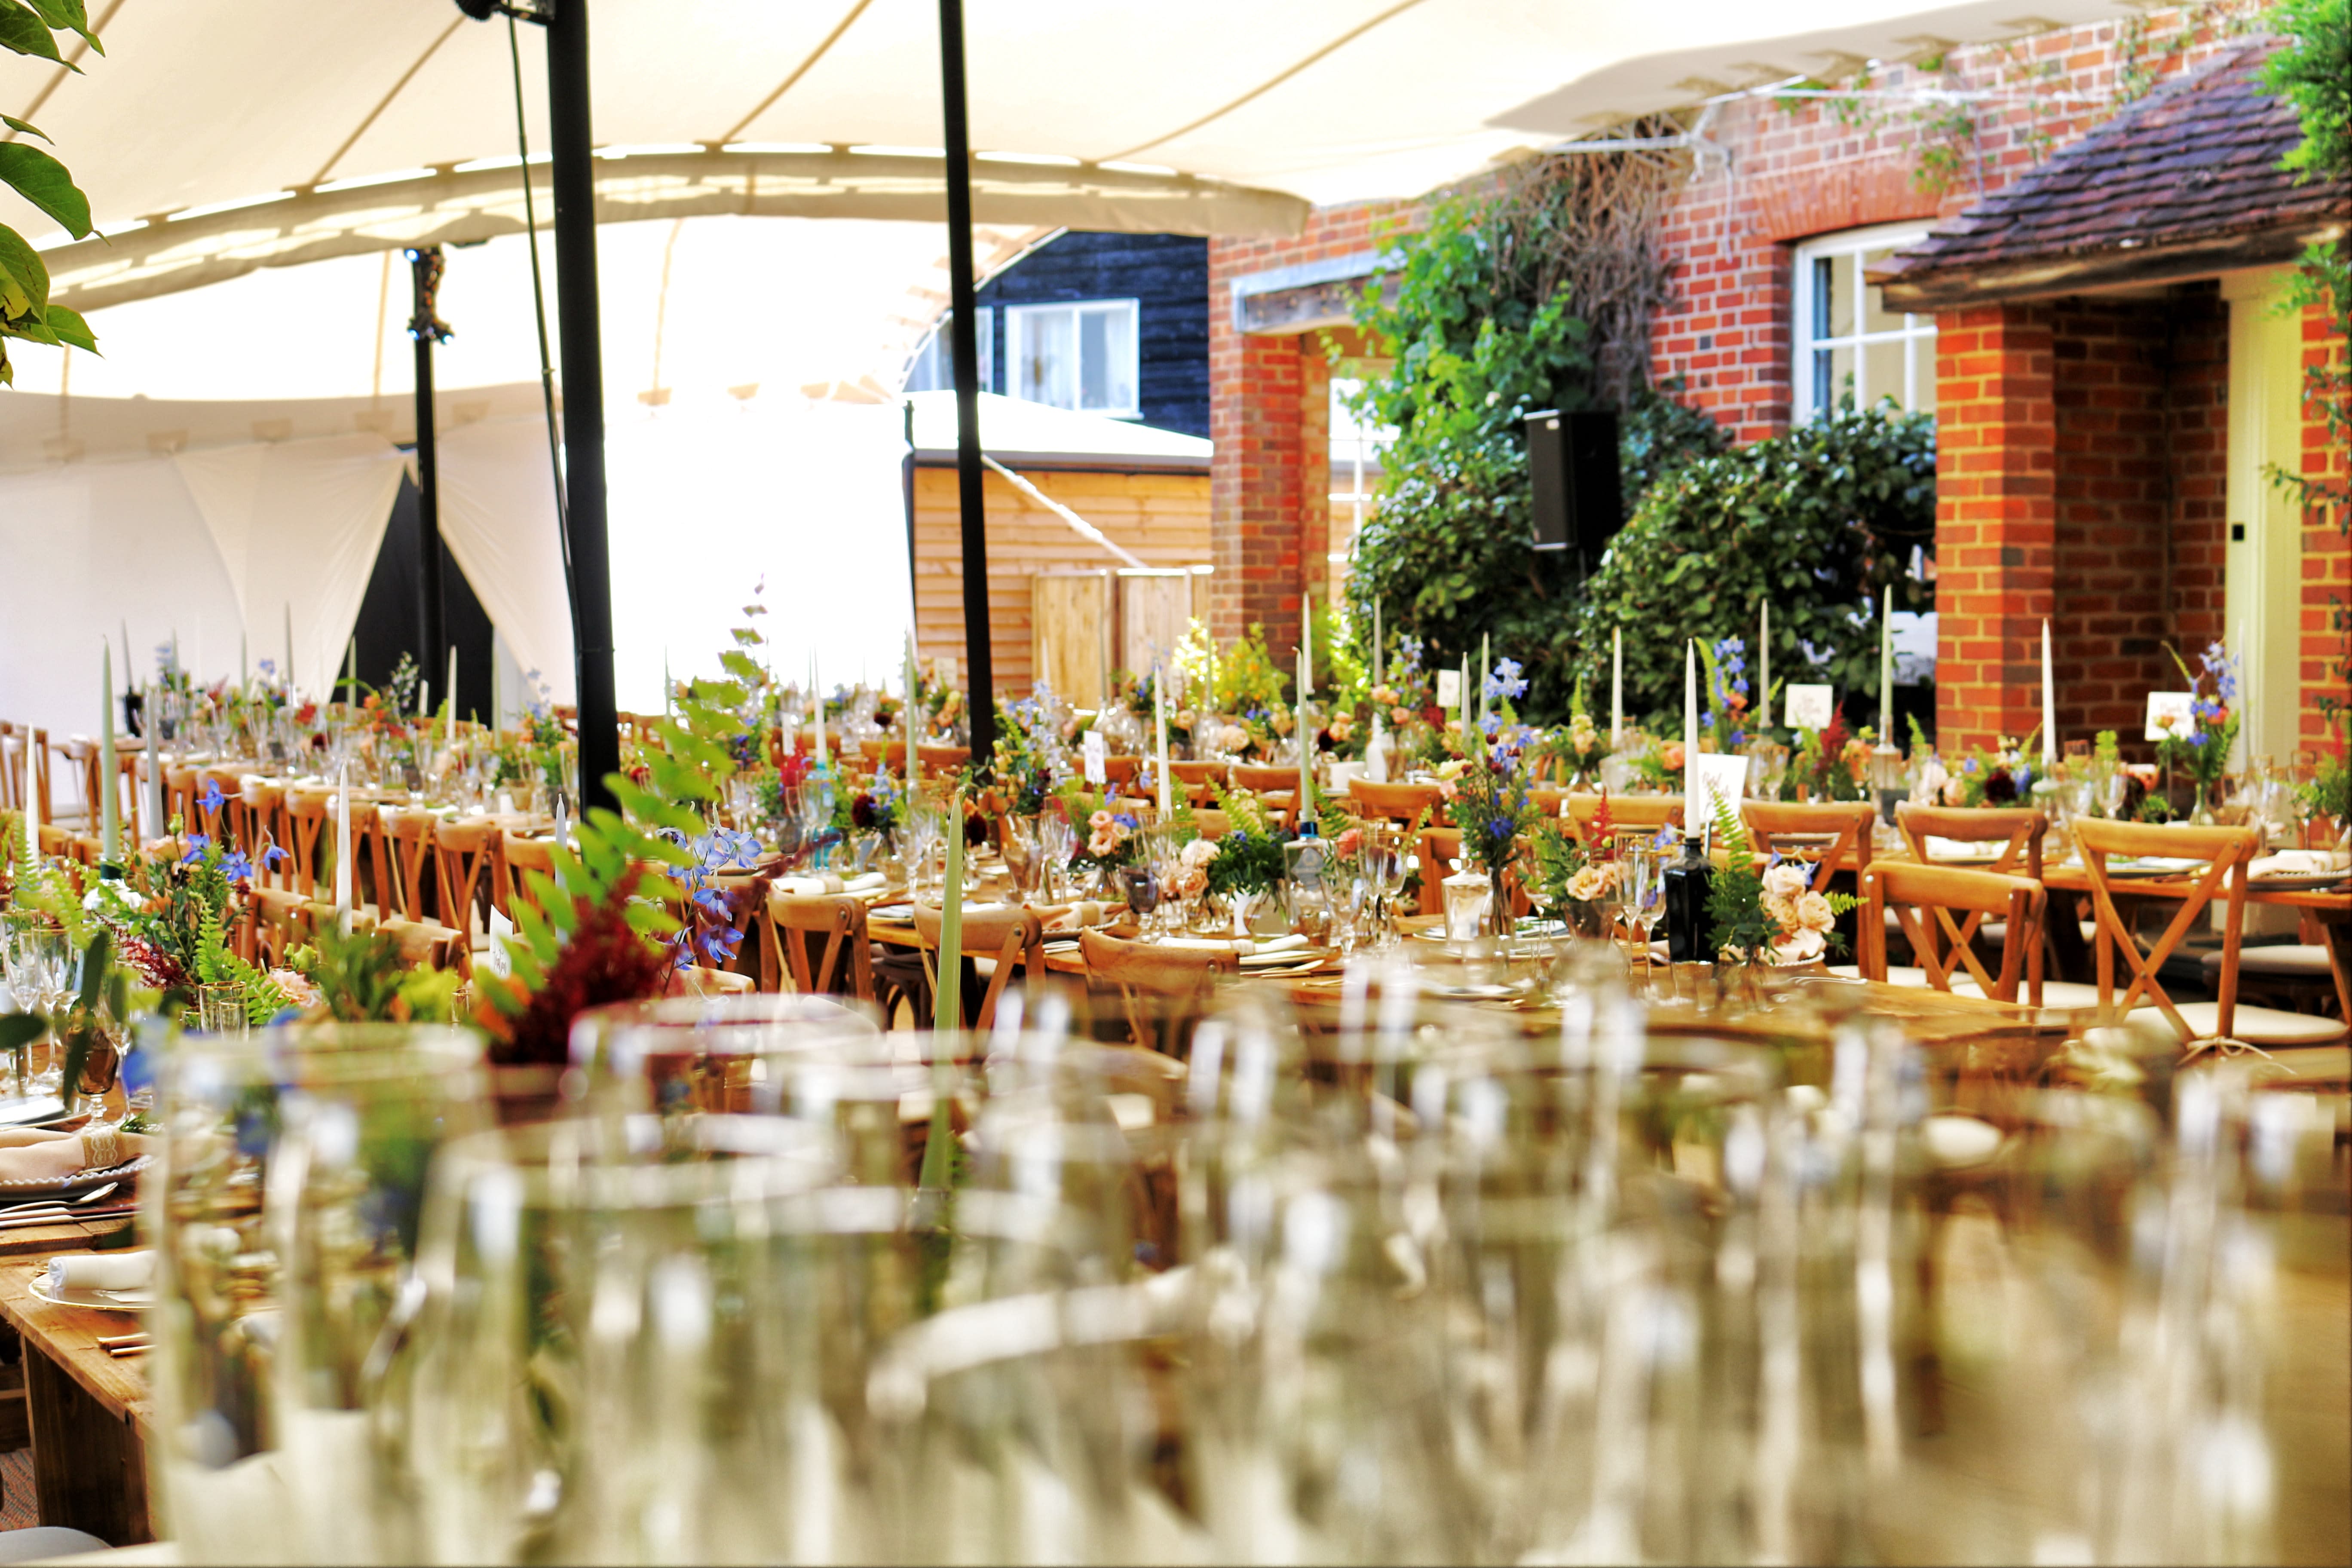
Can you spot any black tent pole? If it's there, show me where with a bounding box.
[545,0,619,815]
[407,246,450,700]
[937,0,995,763]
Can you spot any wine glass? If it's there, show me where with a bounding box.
[1038,812,1077,903]
[1620,845,1666,990]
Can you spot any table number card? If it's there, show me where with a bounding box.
[1082,729,1107,784]
[1782,683,1835,732]
[1435,669,1461,710]
[1696,750,1750,828]
[2144,691,2195,743]
[486,906,516,980]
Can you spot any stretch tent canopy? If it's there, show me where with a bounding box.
[6,0,2148,312]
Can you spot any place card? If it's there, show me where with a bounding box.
[2144,691,2194,742]
[1082,729,1106,784]
[486,906,515,980]
[1782,683,1834,731]
[1696,750,1749,826]
[1435,669,1461,710]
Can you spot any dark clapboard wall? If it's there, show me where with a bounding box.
[973,232,1209,439]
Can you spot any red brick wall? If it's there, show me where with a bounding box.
[1933,303,2053,754]
[2301,302,2350,749]
[1648,9,2254,437]
[2037,287,2229,754]
[1207,201,1419,650]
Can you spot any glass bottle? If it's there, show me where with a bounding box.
[1662,831,1715,963]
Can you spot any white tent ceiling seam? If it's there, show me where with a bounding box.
[4,0,2152,306]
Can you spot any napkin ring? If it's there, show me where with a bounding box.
[81,1124,124,1173]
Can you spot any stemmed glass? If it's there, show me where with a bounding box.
[901,796,942,896]
[1620,845,1666,991]
[1038,812,1078,904]
[1364,825,1409,949]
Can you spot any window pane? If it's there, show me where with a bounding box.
[1019,308,1076,409]
[1824,254,1855,338]
[1100,305,1133,413]
[1863,340,1905,410]
[1079,308,1111,410]
[1862,248,1904,335]
[1911,341,1936,417]
[1811,256,1835,341]
[978,310,995,394]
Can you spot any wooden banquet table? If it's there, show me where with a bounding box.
[0,1254,153,1547]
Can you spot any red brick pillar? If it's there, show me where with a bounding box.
[2301,300,2349,747]
[1934,302,2055,754]
[1208,325,1308,651]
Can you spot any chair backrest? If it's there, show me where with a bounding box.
[1863,861,2046,1004]
[163,765,200,836]
[1417,825,1464,916]
[0,722,18,813]
[250,886,315,971]
[498,831,558,919]
[1079,928,1234,1059]
[241,781,288,885]
[377,916,463,971]
[1741,801,1876,890]
[28,730,53,824]
[1894,803,2045,878]
[759,891,876,1001]
[381,808,442,922]
[1189,808,1232,841]
[911,901,1044,1031]
[1565,793,1683,847]
[859,739,907,772]
[435,818,501,948]
[2071,818,2260,1041]
[344,800,395,919]
[283,788,333,898]
[1101,755,1142,787]
[1348,778,1442,826]
[916,743,971,778]
[1230,764,1298,797]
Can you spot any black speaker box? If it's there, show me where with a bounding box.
[1526,408,1623,557]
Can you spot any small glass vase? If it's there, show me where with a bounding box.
[1441,871,1493,946]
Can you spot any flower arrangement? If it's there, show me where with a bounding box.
[1697,637,1772,753]
[112,823,294,1022]
[990,695,1066,816]
[2301,717,2350,825]
[1055,784,1142,871]
[1202,788,1287,898]
[1788,708,1869,802]
[666,827,763,971]
[1622,730,1685,793]
[1936,744,2034,808]
[1451,719,1537,882]
[1704,797,1857,965]
[2153,640,2241,793]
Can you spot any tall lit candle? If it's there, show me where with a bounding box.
[1758,600,1771,730]
[446,645,459,736]
[1302,601,1314,696]
[2041,620,2056,766]
[143,689,165,844]
[904,632,920,793]
[1478,633,1491,724]
[1296,644,1313,823]
[99,640,119,863]
[1458,655,1470,727]
[1611,627,1623,745]
[344,637,357,703]
[285,603,296,694]
[811,653,826,769]
[1878,585,1894,741]
[1154,664,1172,818]
[239,631,248,691]
[333,763,352,933]
[1684,640,1700,829]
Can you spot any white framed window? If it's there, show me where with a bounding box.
[1328,375,1398,542]
[1792,222,1936,420]
[1006,298,1140,417]
[904,309,993,394]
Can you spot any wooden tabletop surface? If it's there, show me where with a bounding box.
[0,1256,150,1426]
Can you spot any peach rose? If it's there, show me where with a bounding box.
[1795,891,1835,931]
[1661,743,1686,771]
[1761,862,1810,903]
[1567,864,1614,902]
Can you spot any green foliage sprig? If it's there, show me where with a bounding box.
[1203,784,1286,898]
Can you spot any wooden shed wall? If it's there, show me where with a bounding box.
[911,465,1211,699]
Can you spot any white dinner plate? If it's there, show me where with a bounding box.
[2104,856,2205,879]
[0,1096,67,1129]
[0,1157,150,1198]
[2249,870,2349,891]
[26,1274,150,1313]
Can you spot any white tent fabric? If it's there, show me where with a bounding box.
[0,456,243,741]
[603,396,916,714]
[11,0,2147,312]
[438,417,578,707]
[172,435,407,700]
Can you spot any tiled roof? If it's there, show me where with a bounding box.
[1877,41,2338,295]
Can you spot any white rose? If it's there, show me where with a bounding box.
[1795,891,1835,932]
[1761,863,1809,902]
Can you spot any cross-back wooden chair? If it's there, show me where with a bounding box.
[859,739,907,775]
[0,722,20,813]
[27,731,58,826]
[1863,861,2046,1004]
[2068,818,2345,1053]
[1229,764,1300,827]
[1348,778,1443,828]
[381,808,442,924]
[497,831,558,919]
[241,780,289,887]
[250,886,315,971]
[194,767,247,849]
[758,891,877,1002]
[1190,808,1231,841]
[1565,793,1684,850]
[1417,824,1462,916]
[1895,799,2044,926]
[55,738,101,831]
[1079,927,1235,1061]
[282,788,333,898]
[911,901,1045,1032]
[435,819,502,964]
[162,765,200,839]
[342,801,397,922]
[1741,801,1876,890]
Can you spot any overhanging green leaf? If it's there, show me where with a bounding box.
[0,143,92,238]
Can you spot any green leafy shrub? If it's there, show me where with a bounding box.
[1567,401,1936,727]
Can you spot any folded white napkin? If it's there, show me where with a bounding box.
[841,872,889,894]
[1160,936,1247,952]
[49,1250,154,1293]
[2250,851,2347,879]
[1248,933,1310,955]
[1924,836,2000,861]
[778,874,844,896]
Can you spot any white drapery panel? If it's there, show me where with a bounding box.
[172,435,406,699]
[437,418,578,707]
[604,398,915,713]
[0,457,243,742]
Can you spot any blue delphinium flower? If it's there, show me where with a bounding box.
[1397,634,1424,675]
[199,778,226,815]
[2201,640,2238,702]
[258,658,276,678]
[179,833,212,865]
[263,845,290,869]
[221,850,256,882]
[1482,658,1528,702]
[1112,812,1139,830]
